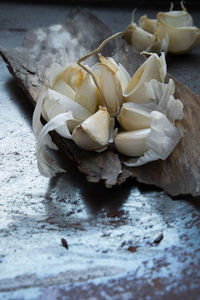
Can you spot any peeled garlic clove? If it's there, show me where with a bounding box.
[53,79,76,99]
[115,129,151,157]
[74,74,99,114]
[124,52,166,103]
[139,15,157,34]
[157,19,200,54]
[72,107,111,151]
[118,102,151,131]
[93,63,122,117]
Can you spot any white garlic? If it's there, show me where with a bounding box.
[115,128,151,157]
[118,102,151,131]
[43,89,91,136]
[74,74,100,113]
[139,15,157,34]
[156,3,200,54]
[33,32,184,178]
[157,19,200,54]
[123,52,166,103]
[167,95,184,121]
[72,106,112,151]
[93,60,122,117]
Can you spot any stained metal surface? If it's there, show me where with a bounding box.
[0,2,200,299]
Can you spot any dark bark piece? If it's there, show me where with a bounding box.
[1,8,200,196]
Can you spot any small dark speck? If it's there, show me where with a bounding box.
[153,233,164,244]
[128,246,137,253]
[61,238,68,250]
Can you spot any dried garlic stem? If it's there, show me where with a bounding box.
[77,32,122,105]
[131,8,137,24]
[169,2,174,11]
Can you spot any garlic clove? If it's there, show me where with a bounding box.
[131,25,156,53]
[124,52,166,103]
[157,19,200,54]
[117,63,131,93]
[124,110,182,167]
[74,74,99,114]
[157,5,193,28]
[53,78,76,99]
[122,9,156,53]
[118,102,151,131]
[98,54,130,93]
[43,89,92,134]
[72,107,111,151]
[61,64,86,91]
[115,128,151,157]
[139,15,157,34]
[93,62,122,117]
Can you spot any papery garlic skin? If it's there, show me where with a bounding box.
[118,102,151,131]
[167,95,184,121]
[72,107,112,151]
[115,128,151,157]
[36,111,75,177]
[139,15,157,34]
[124,111,183,167]
[43,89,92,137]
[123,52,166,103]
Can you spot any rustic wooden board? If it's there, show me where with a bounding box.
[1,8,200,197]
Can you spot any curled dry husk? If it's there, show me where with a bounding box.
[123,3,200,54]
[33,30,184,178]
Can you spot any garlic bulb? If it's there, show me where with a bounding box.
[33,32,184,178]
[72,107,112,151]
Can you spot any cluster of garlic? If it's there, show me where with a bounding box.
[122,3,200,54]
[33,35,184,177]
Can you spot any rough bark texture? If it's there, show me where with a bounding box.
[1,8,200,196]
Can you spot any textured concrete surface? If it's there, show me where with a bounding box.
[0,2,200,299]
